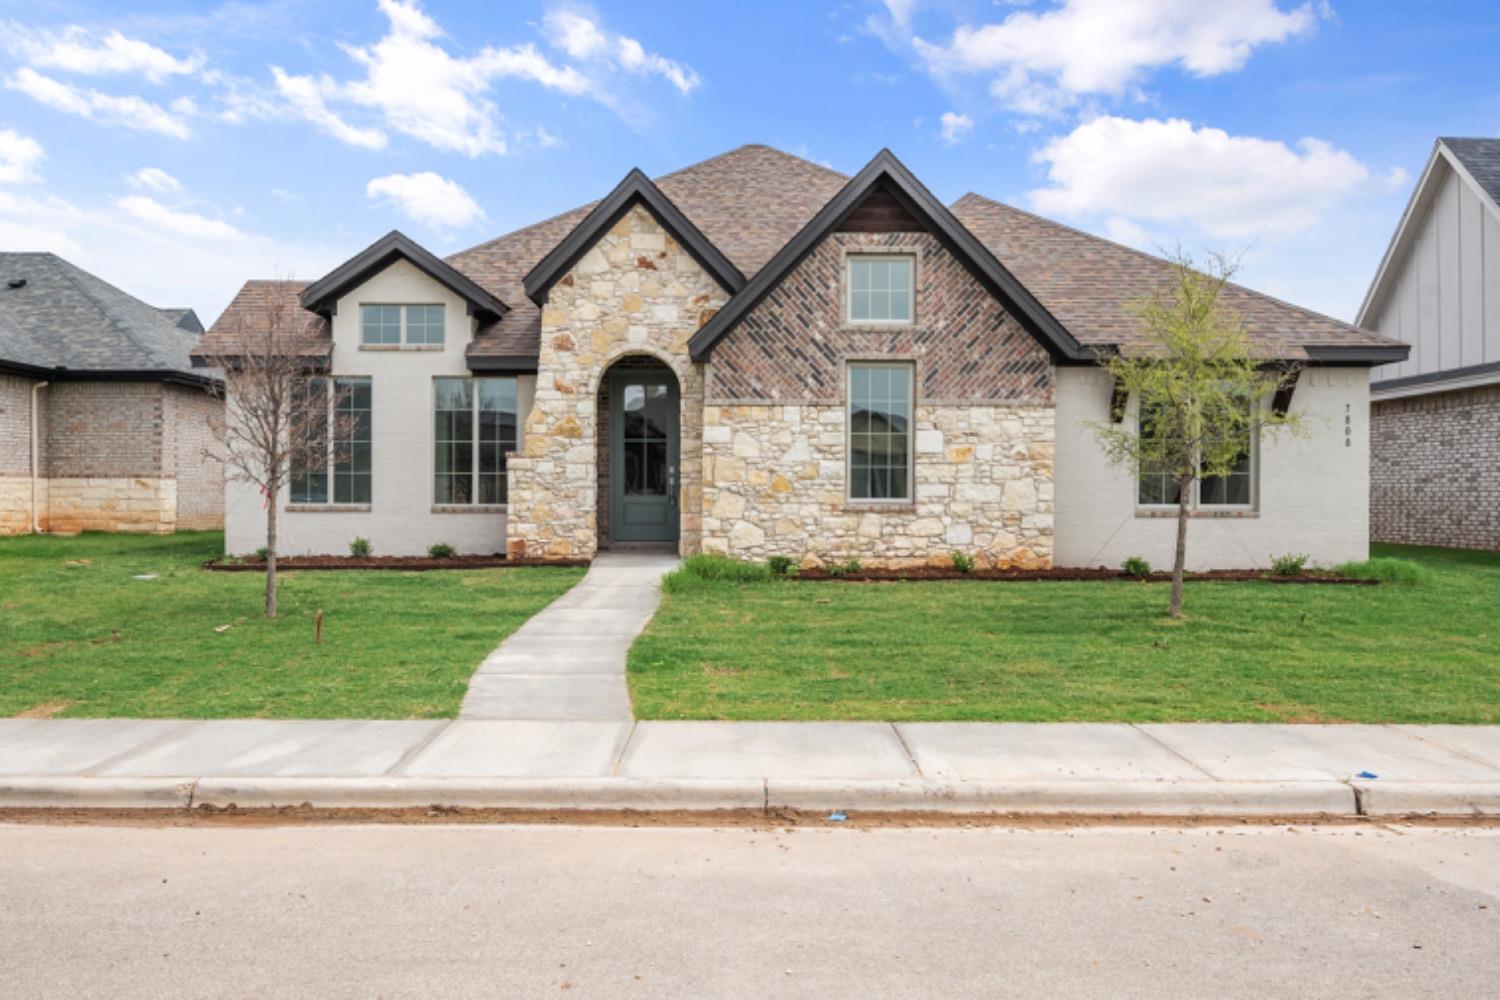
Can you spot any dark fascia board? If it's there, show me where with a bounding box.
[0,358,222,389]
[466,353,539,374]
[687,148,1093,364]
[1302,344,1410,366]
[300,231,508,321]
[1372,358,1500,392]
[523,168,746,305]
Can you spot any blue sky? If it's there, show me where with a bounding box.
[1,0,1497,324]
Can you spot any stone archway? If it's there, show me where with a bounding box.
[597,354,680,549]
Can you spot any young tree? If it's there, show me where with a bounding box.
[202,281,349,618]
[1089,254,1303,618]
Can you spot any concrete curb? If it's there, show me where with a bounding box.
[1355,782,1500,817]
[191,777,767,811]
[0,777,195,809]
[766,780,1359,815]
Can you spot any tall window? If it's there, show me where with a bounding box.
[847,255,914,324]
[435,377,518,505]
[361,304,445,346]
[1137,399,1255,509]
[290,377,372,504]
[848,363,913,501]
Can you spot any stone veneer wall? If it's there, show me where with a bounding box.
[701,229,1055,568]
[506,203,730,558]
[1371,383,1500,551]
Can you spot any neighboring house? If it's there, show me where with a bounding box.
[0,252,223,535]
[1358,137,1500,552]
[194,145,1405,569]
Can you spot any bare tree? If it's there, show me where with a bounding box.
[201,281,350,618]
[1088,253,1304,618]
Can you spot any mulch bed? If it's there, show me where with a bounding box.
[204,555,590,572]
[788,566,1377,585]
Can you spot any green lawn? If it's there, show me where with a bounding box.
[0,532,583,719]
[628,545,1500,723]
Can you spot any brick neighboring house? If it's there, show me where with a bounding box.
[1358,138,1500,552]
[195,145,1406,569]
[0,252,223,535]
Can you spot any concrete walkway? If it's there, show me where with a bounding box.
[3,720,1499,817]
[458,551,680,721]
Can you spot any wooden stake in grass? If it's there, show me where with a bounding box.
[315,608,323,645]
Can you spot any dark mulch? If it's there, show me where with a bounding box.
[204,555,590,573]
[787,566,1376,585]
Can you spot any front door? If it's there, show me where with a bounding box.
[609,370,680,543]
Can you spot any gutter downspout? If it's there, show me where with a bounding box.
[30,380,45,533]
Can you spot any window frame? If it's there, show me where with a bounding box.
[432,375,520,509]
[360,303,446,347]
[845,253,917,327]
[1134,398,1260,514]
[845,360,915,505]
[288,375,372,507]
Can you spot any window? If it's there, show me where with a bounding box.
[290,377,372,504]
[1137,398,1255,509]
[848,363,913,501]
[435,377,518,505]
[848,255,914,324]
[361,304,444,346]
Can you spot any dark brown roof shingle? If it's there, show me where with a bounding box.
[191,279,329,362]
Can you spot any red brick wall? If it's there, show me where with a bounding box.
[0,374,44,476]
[706,231,1053,404]
[163,384,225,529]
[1371,383,1500,551]
[43,381,165,478]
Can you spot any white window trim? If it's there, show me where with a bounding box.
[288,375,372,508]
[1134,410,1261,514]
[360,303,446,348]
[844,253,917,327]
[431,375,521,509]
[845,361,916,505]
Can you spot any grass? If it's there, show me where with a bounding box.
[0,532,584,719]
[628,544,1500,723]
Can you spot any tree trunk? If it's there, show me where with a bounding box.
[265,481,279,620]
[1169,479,1190,619]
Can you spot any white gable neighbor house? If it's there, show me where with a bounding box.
[1359,137,1500,552]
[194,146,1407,570]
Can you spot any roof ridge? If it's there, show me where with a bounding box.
[954,192,1377,336]
[44,254,177,370]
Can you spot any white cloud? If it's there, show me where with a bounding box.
[1027,116,1372,239]
[270,67,388,150]
[114,195,248,241]
[6,67,192,138]
[5,24,202,83]
[126,167,182,194]
[366,171,484,230]
[939,111,973,145]
[0,129,44,184]
[544,8,700,95]
[905,0,1318,115]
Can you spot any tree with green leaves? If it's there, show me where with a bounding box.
[1089,253,1303,618]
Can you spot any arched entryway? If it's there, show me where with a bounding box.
[597,355,680,549]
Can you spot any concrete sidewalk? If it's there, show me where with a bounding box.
[458,552,679,720]
[3,719,1499,817]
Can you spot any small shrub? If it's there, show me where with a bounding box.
[1270,552,1310,577]
[1331,557,1430,586]
[1122,556,1151,579]
[825,557,862,577]
[663,554,771,593]
[253,546,270,561]
[427,542,456,559]
[348,537,373,557]
[767,555,797,576]
[950,551,975,574]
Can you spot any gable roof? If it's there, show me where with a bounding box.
[448,144,848,361]
[158,307,204,334]
[0,252,215,385]
[953,195,1406,363]
[1357,137,1500,328]
[191,280,331,366]
[688,149,1091,363]
[299,230,508,321]
[523,168,746,305]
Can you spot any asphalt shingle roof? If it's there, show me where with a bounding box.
[0,252,206,377]
[1441,137,1500,206]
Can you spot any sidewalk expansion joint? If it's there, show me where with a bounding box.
[80,720,198,776]
[888,723,923,778]
[384,721,451,776]
[610,721,638,777]
[1128,723,1219,781]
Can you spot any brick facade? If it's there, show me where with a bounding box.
[1371,383,1500,551]
[0,375,224,535]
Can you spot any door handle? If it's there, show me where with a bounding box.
[668,466,678,507]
